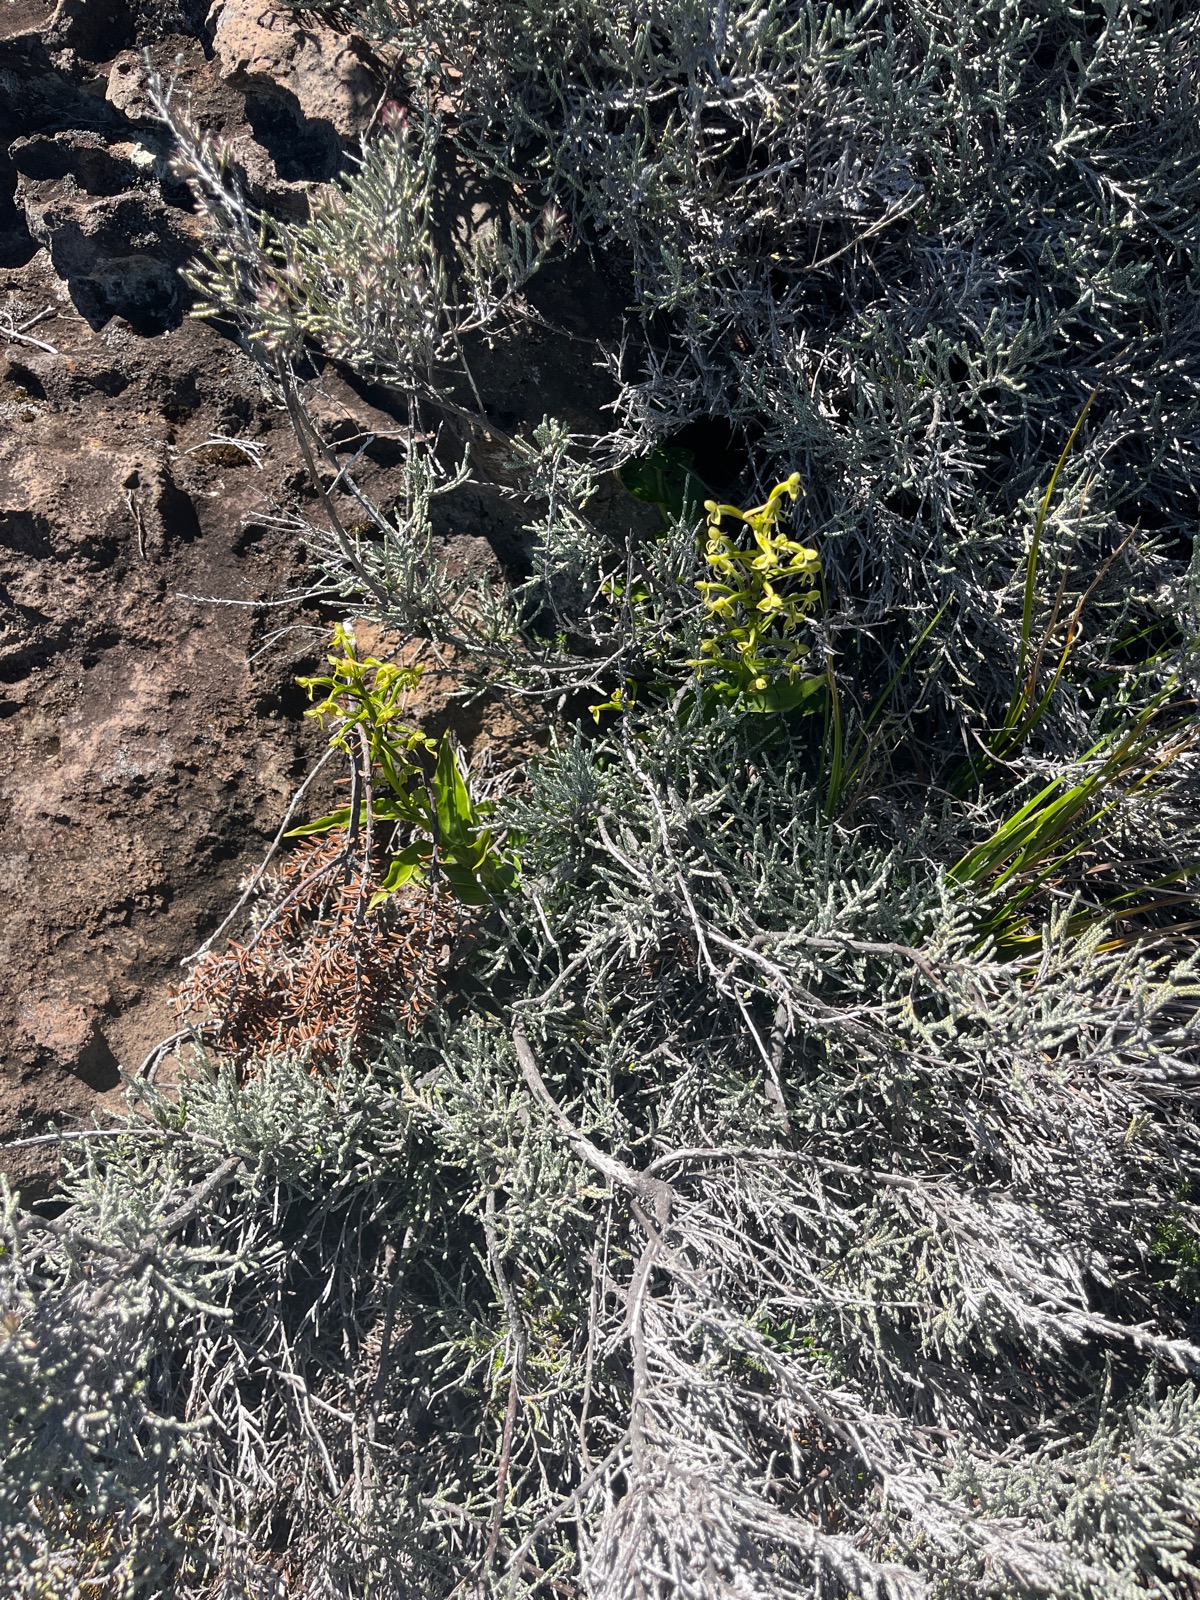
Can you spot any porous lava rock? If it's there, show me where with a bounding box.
[0,0,338,1190]
[0,297,322,1193]
[0,0,611,1194]
[208,0,380,144]
[12,129,202,332]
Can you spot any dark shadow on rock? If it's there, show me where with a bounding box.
[244,91,344,184]
[10,131,140,198]
[45,0,212,59]
[17,182,193,333]
[10,124,203,332]
[0,155,37,268]
[44,0,139,58]
[3,363,45,400]
[158,472,204,549]
[65,250,183,335]
[0,33,121,143]
[71,1023,122,1093]
[0,510,55,559]
[85,366,133,397]
[0,596,60,683]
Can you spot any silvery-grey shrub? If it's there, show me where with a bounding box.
[4,3,1200,1596]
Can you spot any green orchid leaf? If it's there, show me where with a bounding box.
[368,845,430,908]
[284,807,355,838]
[433,739,477,845]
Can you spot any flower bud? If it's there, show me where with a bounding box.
[379,100,410,139]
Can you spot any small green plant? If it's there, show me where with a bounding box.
[820,599,952,818]
[953,392,1110,797]
[1151,1187,1200,1302]
[949,693,1194,947]
[991,393,1097,765]
[691,473,824,713]
[292,625,519,906]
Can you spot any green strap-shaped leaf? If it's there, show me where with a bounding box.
[284,806,355,838]
[368,844,430,908]
[433,739,477,846]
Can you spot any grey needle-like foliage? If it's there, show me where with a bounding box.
[5,3,1200,1597]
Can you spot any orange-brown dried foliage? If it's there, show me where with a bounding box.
[178,828,468,1072]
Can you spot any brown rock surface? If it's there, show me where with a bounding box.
[0,298,323,1190]
[207,0,380,143]
[0,2,335,1189]
[0,0,629,1192]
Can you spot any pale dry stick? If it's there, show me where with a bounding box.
[623,1194,665,1476]
[595,814,656,891]
[483,1182,530,1568]
[512,1025,674,1221]
[84,1154,246,1316]
[246,621,347,670]
[345,723,378,941]
[137,1026,192,1085]
[2,327,59,354]
[501,1431,632,1597]
[15,305,56,332]
[759,931,944,987]
[622,735,720,982]
[577,1221,608,1472]
[703,921,890,1034]
[205,840,344,962]
[320,432,378,503]
[732,984,791,1127]
[319,419,469,556]
[0,307,61,355]
[646,1146,926,1186]
[513,1023,674,1484]
[173,585,345,609]
[511,946,592,1012]
[366,1226,414,1449]
[423,1498,584,1597]
[1,1125,193,1151]
[125,487,148,560]
[253,1365,355,1425]
[530,888,566,962]
[183,434,266,468]
[277,360,393,610]
[791,188,925,274]
[273,1318,344,1494]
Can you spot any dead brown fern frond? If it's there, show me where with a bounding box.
[178,828,468,1072]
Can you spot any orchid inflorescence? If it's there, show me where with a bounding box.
[693,473,824,712]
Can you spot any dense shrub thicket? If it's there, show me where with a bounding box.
[4,3,1200,1596]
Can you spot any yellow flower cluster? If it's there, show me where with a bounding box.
[693,474,823,711]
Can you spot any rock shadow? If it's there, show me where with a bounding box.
[0,155,37,268]
[243,90,344,184]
